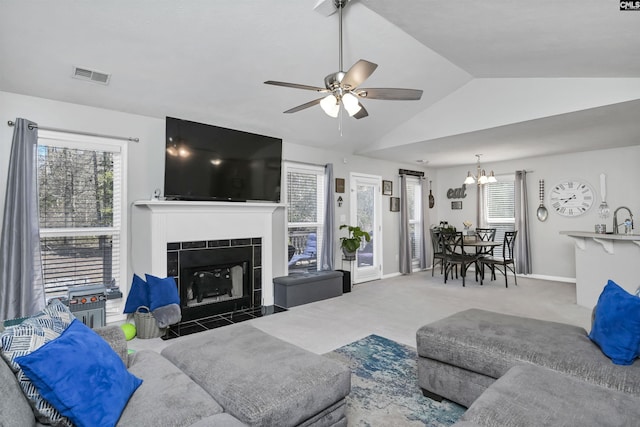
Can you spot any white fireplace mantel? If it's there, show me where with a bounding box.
[131,200,285,306]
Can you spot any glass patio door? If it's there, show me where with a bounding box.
[349,173,382,283]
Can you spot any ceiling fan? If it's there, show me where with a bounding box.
[264,0,423,119]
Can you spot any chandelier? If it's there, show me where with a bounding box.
[464,154,497,185]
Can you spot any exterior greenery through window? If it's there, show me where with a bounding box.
[37,134,123,300]
[285,163,324,272]
[484,177,515,257]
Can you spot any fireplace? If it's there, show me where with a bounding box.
[167,238,262,322]
[131,200,284,323]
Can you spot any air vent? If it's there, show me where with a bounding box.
[72,66,111,85]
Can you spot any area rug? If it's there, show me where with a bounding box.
[325,335,465,426]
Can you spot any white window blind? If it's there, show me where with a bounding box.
[285,163,325,272]
[406,177,422,264]
[484,178,515,257]
[37,134,124,307]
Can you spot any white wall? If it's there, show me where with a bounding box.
[433,146,640,279]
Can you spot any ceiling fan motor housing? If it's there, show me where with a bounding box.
[325,72,346,91]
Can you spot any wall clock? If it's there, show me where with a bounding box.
[549,179,595,217]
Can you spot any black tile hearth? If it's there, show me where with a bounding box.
[162,306,286,340]
[199,316,233,330]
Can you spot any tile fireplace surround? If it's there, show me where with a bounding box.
[131,200,284,309]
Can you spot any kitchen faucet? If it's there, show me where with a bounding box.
[613,206,634,234]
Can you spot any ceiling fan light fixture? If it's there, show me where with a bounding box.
[320,94,340,117]
[342,92,361,116]
[264,0,422,120]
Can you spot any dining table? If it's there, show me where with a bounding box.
[461,237,501,254]
[438,233,501,285]
[460,237,501,283]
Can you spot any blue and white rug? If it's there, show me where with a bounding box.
[325,335,465,426]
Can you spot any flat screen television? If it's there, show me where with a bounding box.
[164,117,282,202]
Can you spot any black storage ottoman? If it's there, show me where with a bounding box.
[274,271,343,308]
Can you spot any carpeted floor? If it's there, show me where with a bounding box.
[325,334,465,426]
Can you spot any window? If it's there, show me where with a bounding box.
[37,131,127,318]
[405,176,422,267]
[484,176,515,257]
[285,163,324,273]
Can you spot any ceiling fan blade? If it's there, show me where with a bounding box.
[357,88,423,100]
[341,60,378,89]
[283,98,323,114]
[353,104,369,120]
[264,80,327,92]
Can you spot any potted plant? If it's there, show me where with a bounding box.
[339,225,371,260]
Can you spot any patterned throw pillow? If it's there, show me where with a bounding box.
[0,300,75,426]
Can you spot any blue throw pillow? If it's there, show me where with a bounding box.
[123,274,149,313]
[16,319,142,427]
[589,280,640,365]
[145,274,180,311]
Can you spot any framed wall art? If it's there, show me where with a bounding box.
[382,180,393,196]
[390,197,400,212]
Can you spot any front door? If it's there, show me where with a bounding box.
[349,173,382,283]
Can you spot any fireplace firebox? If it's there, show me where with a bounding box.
[167,238,262,322]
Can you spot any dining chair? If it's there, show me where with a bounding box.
[430,229,446,276]
[441,231,478,287]
[474,228,496,281]
[480,230,518,288]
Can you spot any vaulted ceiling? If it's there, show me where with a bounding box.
[1,0,639,168]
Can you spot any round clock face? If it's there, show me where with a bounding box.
[549,180,594,217]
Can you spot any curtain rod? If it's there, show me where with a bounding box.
[399,168,425,177]
[283,159,326,168]
[7,120,139,143]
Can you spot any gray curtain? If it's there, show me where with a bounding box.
[320,163,335,270]
[399,175,412,274]
[0,118,45,319]
[514,170,532,274]
[419,177,431,269]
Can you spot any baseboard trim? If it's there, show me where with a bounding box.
[422,268,576,284]
[519,274,576,283]
[381,272,403,280]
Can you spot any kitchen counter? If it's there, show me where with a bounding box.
[561,231,640,308]
[560,231,640,254]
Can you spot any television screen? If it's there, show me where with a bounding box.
[164,117,282,202]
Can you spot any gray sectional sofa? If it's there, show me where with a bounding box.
[416,309,640,426]
[1,322,351,427]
